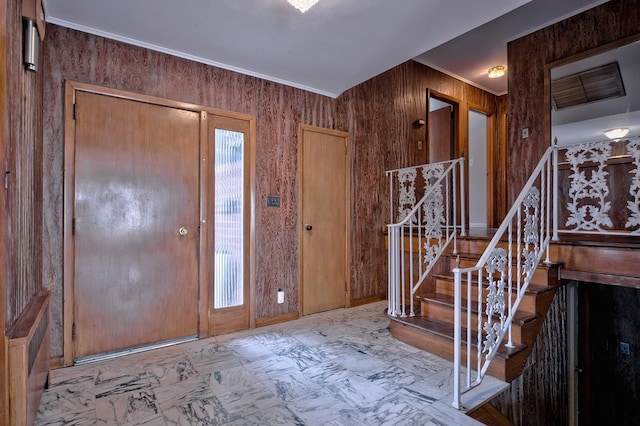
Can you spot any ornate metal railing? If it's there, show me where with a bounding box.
[451,146,553,409]
[451,135,640,409]
[386,159,466,318]
[554,136,640,236]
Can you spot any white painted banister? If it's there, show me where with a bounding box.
[451,135,640,409]
[386,158,466,318]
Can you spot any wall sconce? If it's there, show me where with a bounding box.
[488,66,505,79]
[23,19,39,72]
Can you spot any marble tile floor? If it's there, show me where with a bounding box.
[36,301,483,425]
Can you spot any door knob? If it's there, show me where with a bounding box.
[179,226,188,236]
[305,224,313,231]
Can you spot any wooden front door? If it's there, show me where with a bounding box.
[72,90,200,360]
[299,125,350,315]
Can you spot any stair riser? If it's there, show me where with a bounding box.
[420,301,529,345]
[448,257,555,287]
[389,320,521,382]
[434,278,540,314]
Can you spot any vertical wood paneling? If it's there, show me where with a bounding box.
[491,285,568,426]
[5,0,43,328]
[500,0,640,423]
[43,26,338,357]
[0,0,8,418]
[43,26,501,359]
[338,61,499,301]
[506,0,640,205]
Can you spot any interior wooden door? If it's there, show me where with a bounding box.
[428,106,453,163]
[72,91,200,360]
[299,125,350,315]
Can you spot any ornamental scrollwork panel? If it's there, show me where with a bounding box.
[626,139,640,234]
[396,168,417,222]
[564,141,613,231]
[483,248,508,357]
[522,186,540,282]
[421,164,446,267]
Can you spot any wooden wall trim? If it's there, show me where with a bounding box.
[1,0,9,418]
[255,312,299,328]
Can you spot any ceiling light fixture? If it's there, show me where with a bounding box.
[287,0,320,13]
[488,66,505,79]
[604,128,629,140]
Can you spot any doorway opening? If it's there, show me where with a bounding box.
[468,110,489,228]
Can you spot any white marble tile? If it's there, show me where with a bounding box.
[162,394,235,425]
[286,389,352,425]
[95,388,160,425]
[37,300,488,426]
[259,369,321,402]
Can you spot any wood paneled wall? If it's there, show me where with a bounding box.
[338,61,503,300]
[2,0,45,416]
[491,285,569,426]
[506,0,640,204]
[42,26,501,359]
[5,0,43,328]
[43,25,337,358]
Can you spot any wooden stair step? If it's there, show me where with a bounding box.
[388,314,528,382]
[418,292,539,345]
[388,315,526,357]
[430,272,556,315]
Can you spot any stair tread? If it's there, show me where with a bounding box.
[448,252,561,269]
[388,314,527,358]
[419,292,539,324]
[432,271,556,295]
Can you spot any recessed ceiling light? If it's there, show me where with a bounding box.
[604,128,629,140]
[488,66,505,79]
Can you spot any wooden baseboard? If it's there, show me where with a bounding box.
[49,356,65,370]
[350,295,386,307]
[255,312,299,328]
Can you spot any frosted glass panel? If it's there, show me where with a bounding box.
[214,129,244,309]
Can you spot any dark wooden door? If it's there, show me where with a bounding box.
[73,91,200,359]
[428,106,453,163]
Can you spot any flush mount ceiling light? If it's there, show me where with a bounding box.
[604,128,629,140]
[488,66,505,79]
[287,0,320,13]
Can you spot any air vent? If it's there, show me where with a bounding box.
[551,62,625,110]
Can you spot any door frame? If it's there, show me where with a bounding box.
[467,104,497,228]
[63,81,256,365]
[297,124,351,315]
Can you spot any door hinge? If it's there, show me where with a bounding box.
[73,102,77,120]
[4,170,9,190]
[72,218,76,236]
[72,323,76,340]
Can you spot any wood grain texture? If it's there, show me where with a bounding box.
[506,0,640,205]
[43,26,501,359]
[5,0,43,327]
[0,0,9,418]
[490,285,569,426]
[338,61,499,301]
[42,25,337,357]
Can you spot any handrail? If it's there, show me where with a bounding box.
[451,146,554,409]
[387,158,466,318]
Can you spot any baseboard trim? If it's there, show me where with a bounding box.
[256,312,299,328]
[350,295,385,307]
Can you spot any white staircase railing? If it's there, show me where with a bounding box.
[451,146,553,409]
[451,135,640,409]
[387,158,466,318]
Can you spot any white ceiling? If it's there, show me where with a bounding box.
[45,0,609,98]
